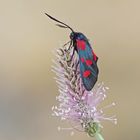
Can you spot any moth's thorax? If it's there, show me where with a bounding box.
[70,32,88,41]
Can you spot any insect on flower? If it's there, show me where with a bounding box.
[45,13,99,91]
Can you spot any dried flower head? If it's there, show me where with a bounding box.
[52,45,117,140]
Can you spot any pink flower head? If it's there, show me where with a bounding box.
[52,45,117,140]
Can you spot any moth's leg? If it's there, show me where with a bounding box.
[72,60,79,75]
[67,40,72,51]
[63,40,71,48]
[75,61,79,71]
[66,48,75,62]
[63,40,72,51]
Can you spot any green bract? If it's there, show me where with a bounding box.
[85,122,100,137]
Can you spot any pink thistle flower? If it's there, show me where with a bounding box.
[52,45,117,140]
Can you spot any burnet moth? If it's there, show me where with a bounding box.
[45,13,99,91]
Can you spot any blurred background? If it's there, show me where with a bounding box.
[0,0,140,140]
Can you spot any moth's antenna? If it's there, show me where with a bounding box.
[45,13,74,32]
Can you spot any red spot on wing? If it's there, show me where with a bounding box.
[92,50,97,61]
[81,57,85,63]
[83,70,91,78]
[86,59,93,66]
[76,40,86,50]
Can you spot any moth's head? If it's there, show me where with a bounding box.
[70,32,80,40]
[70,32,75,40]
